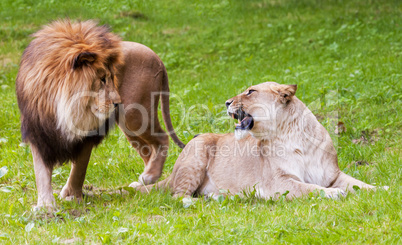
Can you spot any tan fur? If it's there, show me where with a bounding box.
[16,19,184,209]
[134,82,380,200]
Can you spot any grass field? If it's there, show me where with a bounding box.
[0,0,401,243]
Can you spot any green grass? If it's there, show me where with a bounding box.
[1,0,401,243]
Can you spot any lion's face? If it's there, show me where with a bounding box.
[58,65,122,141]
[15,20,124,142]
[226,82,297,140]
[89,70,121,120]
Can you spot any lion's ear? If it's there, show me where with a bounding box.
[73,52,97,69]
[272,84,297,104]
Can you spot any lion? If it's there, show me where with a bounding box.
[15,19,185,209]
[132,82,385,200]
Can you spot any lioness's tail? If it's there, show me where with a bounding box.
[160,68,186,149]
[134,177,171,194]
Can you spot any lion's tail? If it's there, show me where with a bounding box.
[134,177,171,194]
[160,67,186,149]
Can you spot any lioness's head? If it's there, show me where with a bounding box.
[226,82,297,140]
[17,19,123,141]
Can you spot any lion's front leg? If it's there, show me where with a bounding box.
[330,172,377,192]
[31,145,56,210]
[60,142,93,202]
[273,178,346,200]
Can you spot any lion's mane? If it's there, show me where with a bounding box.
[16,19,123,167]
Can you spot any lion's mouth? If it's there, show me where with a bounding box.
[228,109,254,130]
[91,104,116,119]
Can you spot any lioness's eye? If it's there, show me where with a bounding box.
[100,76,106,83]
[247,89,256,95]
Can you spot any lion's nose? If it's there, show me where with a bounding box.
[110,91,122,105]
[225,100,233,108]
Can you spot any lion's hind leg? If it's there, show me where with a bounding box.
[31,145,56,211]
[122,131,169,186]
[145,168,201,199]
[274,178,346,200]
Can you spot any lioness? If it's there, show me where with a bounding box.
[16,19,184,209]
[133,82,380,199]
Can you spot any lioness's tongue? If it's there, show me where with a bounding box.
[235,116,253,130]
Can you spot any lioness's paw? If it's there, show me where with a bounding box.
[323,188,346,199]
[365,185,389,191]
[381,186,390,191]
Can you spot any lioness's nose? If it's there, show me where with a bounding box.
[225,100,233,108]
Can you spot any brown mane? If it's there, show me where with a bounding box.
[16,19,123,167]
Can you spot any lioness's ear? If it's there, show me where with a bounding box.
[73,52,97,69]
[272,84,297,104]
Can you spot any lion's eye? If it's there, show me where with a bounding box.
[247,89,256,95]
[100,76,106,84]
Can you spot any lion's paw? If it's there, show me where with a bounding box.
[63,195,77,201]
[32,205,55,212]
[367,185,389,191]
[128,181,143,189]
[323,188,346,199]
[59,185,83,202]
[32,200,56,212]
[138,173,159,185]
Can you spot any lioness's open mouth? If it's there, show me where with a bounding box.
[228,110,254,130]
